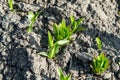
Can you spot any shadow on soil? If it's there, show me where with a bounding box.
[76,26,120,55]
[87,28,120,53]
[1,3,119,79]
[5,47,36,80]
[115,0,120,11]
[0,23,37,80]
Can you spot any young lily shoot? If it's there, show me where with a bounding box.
[96,37,102,50]
[70,16,85,33]
[53,16,85,41]
[91,52,110,74]
[57,67,72,80]
[27,11,41,33]
[39,31,69,59]
[8,0,13,11]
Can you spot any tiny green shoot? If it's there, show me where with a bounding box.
[91,52,110,74]
[27,11,41,33]
[39,31,69,59]
[8,0,13,11]
[96,37,102,50]
[57,67,72,80]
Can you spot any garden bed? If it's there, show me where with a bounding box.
[0,0,120,80]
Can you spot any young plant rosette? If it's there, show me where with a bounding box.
[91,52,110,74]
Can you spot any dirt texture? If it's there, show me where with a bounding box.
[0,0,120,80]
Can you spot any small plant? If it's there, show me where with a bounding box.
[27,11,41,33]
[95,37,102,50]
[53,16,85,41]
[57,67,72,80]
[8,0,13,11]
[91,52,110,74]
[70,16,85,33]
[39,31,69,59]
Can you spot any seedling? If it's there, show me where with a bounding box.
[53,16,85,41]
[70,16,85,33]
[27,11,41,33]
[96,37,102,50]
[8,0,13,11]
[39,31,69,59]
[57,67,72,80]
[91,52,110,74]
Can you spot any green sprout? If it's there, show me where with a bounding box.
[27,11,41,33]
[91,52,110,74]
[8,0,13,11]
[57,67,72,80]
[39,31,69,59]
[70,16,85,33]
[53,16,85,41]
[95,37,102,50]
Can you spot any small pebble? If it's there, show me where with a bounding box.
[0,74,3,80]
[103,72,112,79]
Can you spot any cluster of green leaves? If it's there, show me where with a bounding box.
[8,0,13,11]
[27,11,41,33]
[95,37,102,50]
[91,52,110,74]
[39,31,69,59]
[8,1,41,33]
[39,16,84,59]
[93,37,110,74]
[7,0,111,77]
[53,16,85,41]
[57,67,72,80]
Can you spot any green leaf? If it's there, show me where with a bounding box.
[34,11,41,20]
[57,67,71,80]
[76,26,86,32]
[39,52,48,57]
[66,26,72,38]
[72,22,77,32]
[28,12,35,21]
[8,0,13,11]
[76,18,83,26]
[53,23,59,40]
[66,74,72,80]
[48,44,59,59]
[61,19,66,28]
[57,67,64,78]
[27,11,40,33]
[96,37,102,50]
[48,47,55,58]
[27,25,33,33]
[70,15,74,24]
[57,40,70,46]
[59,19,66,40]
[55,47,59,56]
[48,31,54,48]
